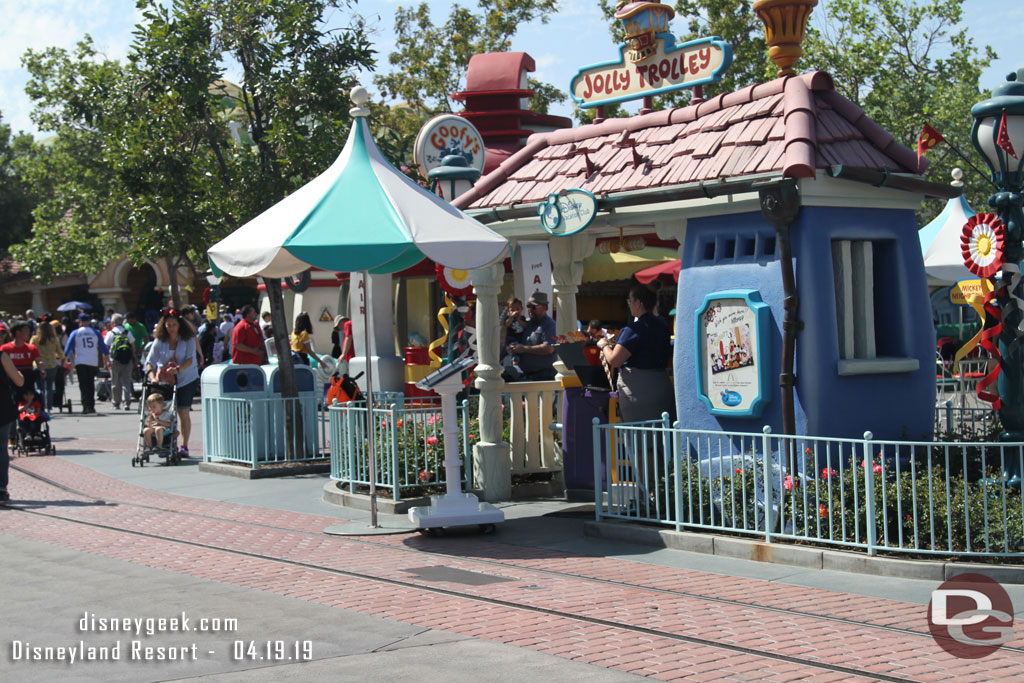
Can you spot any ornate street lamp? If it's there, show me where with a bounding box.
[970,68,1024,483]
[428,154,482,202]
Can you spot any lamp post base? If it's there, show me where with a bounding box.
[407,492,505,529]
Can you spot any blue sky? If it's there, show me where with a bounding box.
[0,0,1018,137]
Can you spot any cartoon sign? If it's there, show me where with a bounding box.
[695,290,771,418]
[413,114,486,179]
[538,189,599,236]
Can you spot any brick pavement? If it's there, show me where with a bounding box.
[4,458,1024,680]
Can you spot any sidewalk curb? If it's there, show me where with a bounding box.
[198,460,330,479]
[322,481,431,514]
[583,520,1024,584]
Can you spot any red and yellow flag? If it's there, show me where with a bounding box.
[917,123,945,169]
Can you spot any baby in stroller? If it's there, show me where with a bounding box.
[16,386,54,455]
[142,392,178,454]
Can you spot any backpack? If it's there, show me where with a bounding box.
[111,331,134,364]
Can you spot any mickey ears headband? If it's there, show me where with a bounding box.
[161,308,180,319]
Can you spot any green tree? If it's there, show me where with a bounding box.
[801,0,996,219]
[0,115,36,255]
[13,38,130,282]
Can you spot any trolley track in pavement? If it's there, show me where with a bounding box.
[4,462,1013,680]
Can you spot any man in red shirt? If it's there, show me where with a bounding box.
[0,320,42,390]
[231,305,265,365]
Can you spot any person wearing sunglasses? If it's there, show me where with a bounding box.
[506,292,557,381]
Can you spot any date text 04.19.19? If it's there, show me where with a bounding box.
[232,640,312,662]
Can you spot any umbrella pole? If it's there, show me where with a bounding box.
[363,271,378,528]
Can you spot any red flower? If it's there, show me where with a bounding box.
[873,463,883,475]
[419,469,431,482]
[468,433,475,440]
[735,467,743,474]
[821,467,836,479]
[805,447,813,455]
[428,415,436,425]
[819,503,828,518]
[426,436,439,446]
[396,419,403,427]
[783,475,796,491]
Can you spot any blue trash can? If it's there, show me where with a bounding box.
[201,365,267,464]
[261,364,319,459]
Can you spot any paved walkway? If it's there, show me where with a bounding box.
[3,404,1024,681]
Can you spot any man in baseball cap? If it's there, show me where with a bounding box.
[506,291,557,381]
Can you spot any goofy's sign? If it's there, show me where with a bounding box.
[570,1,732,109]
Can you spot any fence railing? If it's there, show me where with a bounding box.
[505,380,562,475]
[329,397,471,500]
[934,401,1000,436]
[594,419,1024,558]
[202,395,321,468]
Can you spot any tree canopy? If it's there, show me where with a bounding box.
[12,0,374,301]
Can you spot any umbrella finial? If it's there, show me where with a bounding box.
[350,85,370,118]
[951,167,964,188]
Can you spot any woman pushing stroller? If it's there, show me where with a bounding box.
[144,308,199,458]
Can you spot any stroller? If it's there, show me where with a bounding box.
[132,380,181,466]
[15,408,55,457]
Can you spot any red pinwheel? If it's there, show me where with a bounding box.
[435,263,474,297]
[961,213,1007,279]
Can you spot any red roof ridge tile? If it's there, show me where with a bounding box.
[799,71,835,91]
[782,75,816,179]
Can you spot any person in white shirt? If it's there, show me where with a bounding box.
[103,314,136,410]
[218,315,235,356]
[63,313,110,414]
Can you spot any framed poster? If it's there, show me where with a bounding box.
[694,289,771,418]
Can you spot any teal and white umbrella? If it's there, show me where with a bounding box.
[208,87,507,278]
[208,87,507,528]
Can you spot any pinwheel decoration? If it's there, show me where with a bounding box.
[436,263,474,297]
[961,213,1007,279]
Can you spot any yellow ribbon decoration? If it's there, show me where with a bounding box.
[952,279,994,375]
[427,293,455,368]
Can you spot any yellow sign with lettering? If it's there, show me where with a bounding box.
[950,279,994,306]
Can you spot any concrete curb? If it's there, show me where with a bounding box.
[322,481,432,514]
[583,520,1024,584]
[198,460,331,479]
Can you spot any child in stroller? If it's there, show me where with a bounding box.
[133,389,180,466]
[16,386,55,455]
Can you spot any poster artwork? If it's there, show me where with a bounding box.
[703,299,757,411]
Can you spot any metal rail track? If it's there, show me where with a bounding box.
[5,462,1007,679]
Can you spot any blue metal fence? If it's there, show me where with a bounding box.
[203,395,321,468]
[594,418,1024,559]
[328,397,472,500]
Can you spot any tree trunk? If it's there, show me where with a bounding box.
[165,255,180,308]
[265,278,302,458]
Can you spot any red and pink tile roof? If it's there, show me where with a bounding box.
[454,71,924,211]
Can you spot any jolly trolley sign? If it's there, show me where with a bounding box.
[570,1,733,109]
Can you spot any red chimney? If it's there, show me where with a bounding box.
[452,52,572,174]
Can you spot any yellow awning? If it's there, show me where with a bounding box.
[581,246,678,283]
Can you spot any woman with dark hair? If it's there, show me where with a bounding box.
[144,309,199,457]
[597,284,675,423]
[290,312,323,366]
